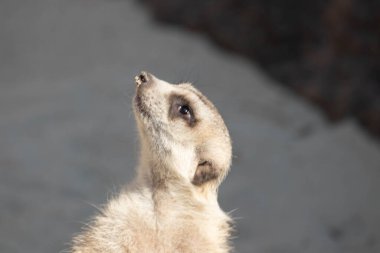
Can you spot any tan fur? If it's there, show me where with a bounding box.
[71,72,233,253]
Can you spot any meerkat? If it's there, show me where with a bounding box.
[71,72,233,253]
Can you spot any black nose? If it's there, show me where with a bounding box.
[135,71,152,87]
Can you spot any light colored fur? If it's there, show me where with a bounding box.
[71,72,233,253]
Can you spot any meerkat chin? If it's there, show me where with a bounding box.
[71,72,233,253]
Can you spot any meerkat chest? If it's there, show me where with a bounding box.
[149,207,230,253]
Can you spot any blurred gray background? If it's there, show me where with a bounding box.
[0,0,380,253]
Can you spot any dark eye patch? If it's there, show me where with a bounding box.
[168,94,197,127]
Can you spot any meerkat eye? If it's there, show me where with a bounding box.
[169,94,197,127]
[178,105,191,115]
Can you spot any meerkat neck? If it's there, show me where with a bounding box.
[136,163,183,190]
[134,118,220,204]
[135,162,219,209]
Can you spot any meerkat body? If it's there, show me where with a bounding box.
[72,72,233,253]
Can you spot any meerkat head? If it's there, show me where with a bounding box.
[133,72,232,192]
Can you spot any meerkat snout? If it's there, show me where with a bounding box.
[134,71,151,86]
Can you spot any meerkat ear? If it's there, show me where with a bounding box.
[192,160,219,186]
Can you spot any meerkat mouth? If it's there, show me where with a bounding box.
[134,94,151,119]
[134,72,152,118]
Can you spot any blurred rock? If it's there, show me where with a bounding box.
[141,0,380,137]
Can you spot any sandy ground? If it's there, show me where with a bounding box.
[0,0,380,252]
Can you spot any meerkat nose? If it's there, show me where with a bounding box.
[135,71,152,87]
